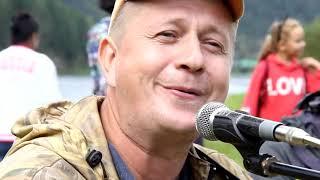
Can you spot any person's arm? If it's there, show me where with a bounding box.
[86,23,106,95]
[301,57,320,93]
[91,63,102,95]
[242,61,268,116]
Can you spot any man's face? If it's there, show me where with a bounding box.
[110,0,235,135]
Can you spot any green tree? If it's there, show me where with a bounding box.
[0,0,97,74]
[304,18,320,60]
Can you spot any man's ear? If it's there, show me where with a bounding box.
[98,36,117,87]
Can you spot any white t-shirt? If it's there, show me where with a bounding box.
[0,45,62,142]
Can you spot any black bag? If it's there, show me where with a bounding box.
[281,90,320,170]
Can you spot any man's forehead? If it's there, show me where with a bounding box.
[143,6,233,35]
[110,0,244,28]
[120,2,234,52]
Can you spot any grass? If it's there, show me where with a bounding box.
[204,140,244,166]
[203,93,245,166]
[225,93,245,110]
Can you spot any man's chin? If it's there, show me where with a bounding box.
[163,117,196,133]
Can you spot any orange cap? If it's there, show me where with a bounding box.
[109,0,244,29]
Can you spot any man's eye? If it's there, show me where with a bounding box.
[154,31,178,43]
[158,31,177,38]
[204,41,226,54]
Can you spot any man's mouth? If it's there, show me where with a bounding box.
[164,86,203,97]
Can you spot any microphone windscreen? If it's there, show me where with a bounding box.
[196,102,227,141]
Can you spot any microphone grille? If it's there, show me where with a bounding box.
[196,102,226,141]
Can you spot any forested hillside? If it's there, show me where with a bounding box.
[237,0,320,59]
[0,0,320,74]
[62,0,104,19]
[0,0,105,74]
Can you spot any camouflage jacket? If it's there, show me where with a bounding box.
[0,96,252,180]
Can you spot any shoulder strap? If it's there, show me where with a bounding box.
[256,60,270,116]
[258,60,269,99]
[261,60,269,86]
[302,68,307,94]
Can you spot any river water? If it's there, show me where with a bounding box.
[59,75,250,102]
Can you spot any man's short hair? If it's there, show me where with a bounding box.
[10,12,39,45]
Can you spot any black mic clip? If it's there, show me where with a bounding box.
[232,138,267,176]
[244,152,320,179]
[242,153,277,177]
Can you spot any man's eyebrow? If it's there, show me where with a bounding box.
[159,18,227,36]
[153,17,230,43]
[200,24,230,44]
[157,18,188,28]
[200,24,227,37]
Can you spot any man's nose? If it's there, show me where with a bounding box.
[175,38,205,73]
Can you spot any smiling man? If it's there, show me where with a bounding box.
[0,0,251,179]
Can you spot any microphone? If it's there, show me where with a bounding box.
[195,102,320,148]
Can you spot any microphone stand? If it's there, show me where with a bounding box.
[207,111,320,178]
[235,143,320,179]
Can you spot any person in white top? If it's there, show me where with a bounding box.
[0,12,62,160]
